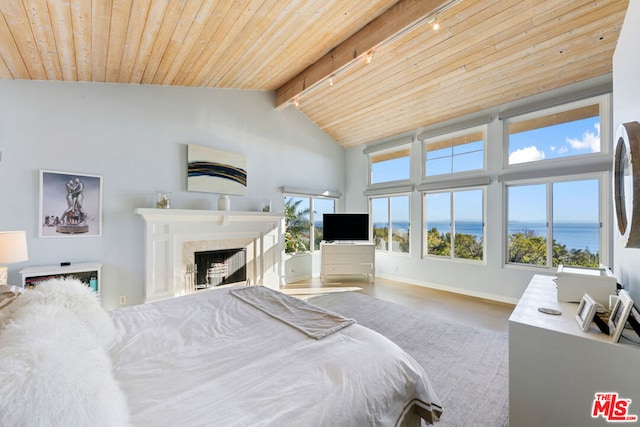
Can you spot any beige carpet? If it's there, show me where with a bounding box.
[309,291,509,427]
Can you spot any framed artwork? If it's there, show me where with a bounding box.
[187,144,247,195]
[608,290,634,343]
[39,170,103,238]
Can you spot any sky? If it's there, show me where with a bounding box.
[509,118,600,164]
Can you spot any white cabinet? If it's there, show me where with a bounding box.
[509,275,640,426]
[19,262,102,299]
[320,242,375,283]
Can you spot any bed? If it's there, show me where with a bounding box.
[0,280,442,426]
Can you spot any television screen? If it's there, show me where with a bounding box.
[322,213,370,241]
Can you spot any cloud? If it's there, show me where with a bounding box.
[566,122,600,152]
[509,146,545,164]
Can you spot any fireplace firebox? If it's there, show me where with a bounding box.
[194,248,247,289]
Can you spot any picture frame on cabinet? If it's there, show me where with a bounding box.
[575,293,599,332]
[39,170,103,238]
[608,290,634,343]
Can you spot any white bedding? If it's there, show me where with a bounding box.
[109,286,442,426]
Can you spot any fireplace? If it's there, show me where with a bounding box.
[135,208,284,303]
[194,248,247,289]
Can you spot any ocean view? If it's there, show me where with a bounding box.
[372,221,600,252]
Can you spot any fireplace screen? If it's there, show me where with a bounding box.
[194,248,247,289]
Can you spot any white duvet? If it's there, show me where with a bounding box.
[109,286,441,426]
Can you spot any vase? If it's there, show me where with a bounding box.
[156,191,171,209]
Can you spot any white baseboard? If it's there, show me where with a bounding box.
[376,273,519,305]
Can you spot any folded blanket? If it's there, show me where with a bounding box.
[0,285,24,310]
[230,286,355,339]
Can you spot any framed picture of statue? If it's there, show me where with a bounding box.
[39,170,103,238]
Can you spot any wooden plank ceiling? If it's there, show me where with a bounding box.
[0,0,628,148]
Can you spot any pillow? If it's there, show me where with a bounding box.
[0,302,131,426]
[5,278,116,349]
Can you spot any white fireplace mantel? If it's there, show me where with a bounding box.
[135,208,285,303]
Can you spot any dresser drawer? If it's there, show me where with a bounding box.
[323,245,374,256]
[323,253,374,264]
[324,263,373,275]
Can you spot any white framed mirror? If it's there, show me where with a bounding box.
[613,121,640,247]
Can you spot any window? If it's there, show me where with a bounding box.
[370,195,410,253]
[370,145,410,184]
[506,177,602,268]
[507,99,604,166]
[503,95,610,269]
[424,128,485,177]
[424,188,484,261]
[284,195,336,253]
[313,198,335,250]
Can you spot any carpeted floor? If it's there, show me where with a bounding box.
[309,291,509,427]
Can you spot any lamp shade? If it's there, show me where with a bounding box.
[0,231,29,264]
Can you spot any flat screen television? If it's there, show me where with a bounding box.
[322,213,370,242]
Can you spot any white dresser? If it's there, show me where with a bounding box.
[320,242,375,283]
[509,275,640,426]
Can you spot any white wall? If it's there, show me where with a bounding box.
[613,1,640,302]
[0,80,344,309]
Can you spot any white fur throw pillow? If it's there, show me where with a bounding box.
[3,278,116,349]
[0,302,131,426]
[0,285,23,310]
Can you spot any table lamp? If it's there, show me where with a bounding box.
[0,231,28,286]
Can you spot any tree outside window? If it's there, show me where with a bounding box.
[425,189,484,261]
[506,179,600,268]
[284,195,336,254]
[284,197,310,253]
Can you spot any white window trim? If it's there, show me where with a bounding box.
[364,183,414,197]
[281,186,342,199]
[422,185,487,264]
[363,136,413,154]
[502,171,610,271]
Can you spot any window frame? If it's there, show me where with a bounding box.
[369,192,412,255]
[421,124,488,180]
[422,185,487,263]
[367,141,413,188]
[502,171,610,271]
[283,193,338,253]
[503,94,611,170]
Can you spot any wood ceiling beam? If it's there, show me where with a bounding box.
[274,0,453,109]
